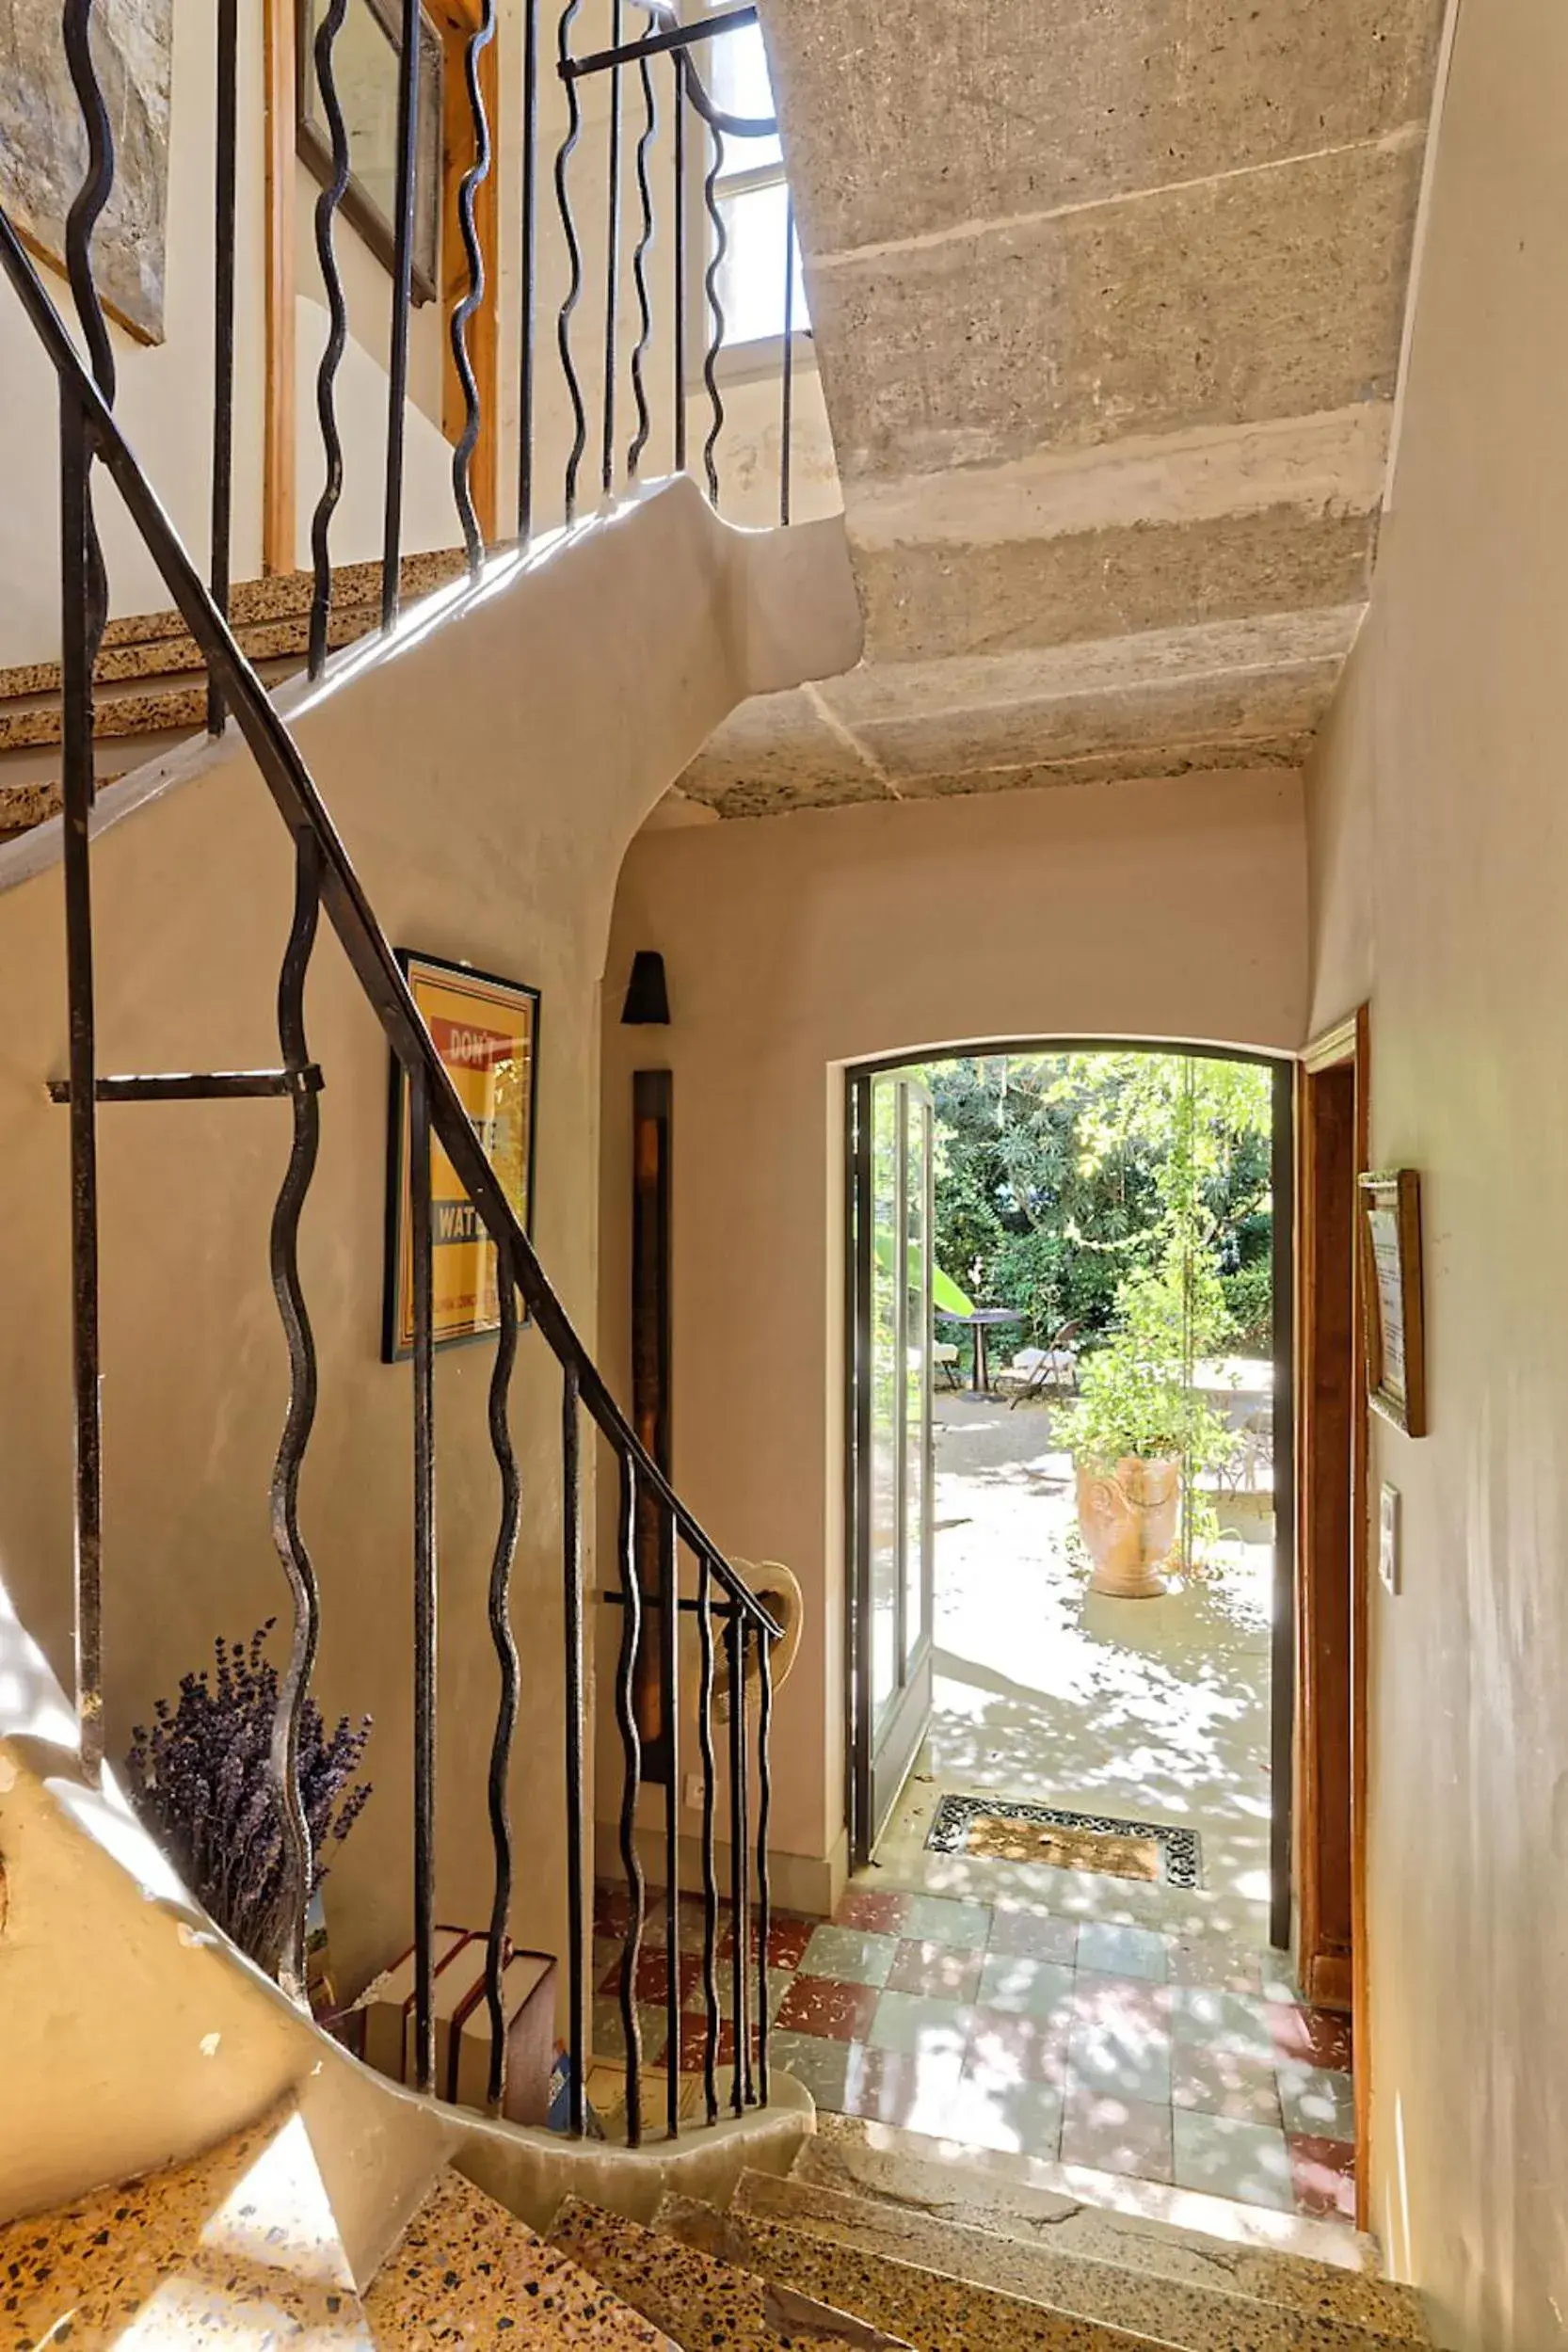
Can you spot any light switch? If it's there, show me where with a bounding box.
[1379,1483,1401,1595]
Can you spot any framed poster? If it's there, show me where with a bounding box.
[383,951,540,1361]
[1357,1169,1426,1436]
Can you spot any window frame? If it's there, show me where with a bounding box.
[683,3,812,383]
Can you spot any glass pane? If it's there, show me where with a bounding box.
[706,19,782,170]
[869,1077,900,1728]
[714,182,809,347]
[904,1092,932,1670]
[303,0,442,294]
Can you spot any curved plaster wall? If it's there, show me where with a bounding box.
[0,479,859,2004]
[598,773,1308,1888]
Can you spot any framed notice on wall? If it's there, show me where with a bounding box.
[1357,1169,1426,1436]
[383,951,540,1361]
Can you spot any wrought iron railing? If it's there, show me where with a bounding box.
[4,0,789,2152]
[296,0,802,685]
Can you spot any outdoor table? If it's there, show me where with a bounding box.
[937,1305,1025,1396]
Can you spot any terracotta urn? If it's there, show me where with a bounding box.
[1074,1456,1181,1598]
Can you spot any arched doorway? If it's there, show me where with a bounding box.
[779,1037,1347,2208]
[844,1039,1294,1926]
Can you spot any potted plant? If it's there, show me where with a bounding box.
[1054,1262,1235,1598]
[125,1621,372,2001]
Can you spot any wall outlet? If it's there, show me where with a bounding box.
[683,1772,704,1811]
[1379,1482,1401,1595]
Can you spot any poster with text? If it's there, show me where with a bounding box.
[385,952,539,1358]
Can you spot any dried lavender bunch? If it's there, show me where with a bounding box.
[125,1621,372,1976]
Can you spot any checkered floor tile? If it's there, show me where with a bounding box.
[591,1880,1356,2222]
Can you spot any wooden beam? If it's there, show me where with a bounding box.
[263,0,298,574]
[438,7,501,541]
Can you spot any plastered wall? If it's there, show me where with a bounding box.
[598,773,1308,1889]
[0,482,857,2004]
[1304,1,1568,2340]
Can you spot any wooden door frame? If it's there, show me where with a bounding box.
[1295,1005,1371,2222]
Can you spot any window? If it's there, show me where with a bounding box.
[297,0,443,305]
[697,4,808,361]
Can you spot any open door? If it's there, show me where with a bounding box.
[848,1068,935,1863]
[1295,1011,1368,2018]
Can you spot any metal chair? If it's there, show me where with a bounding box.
[1008,1318,1084,1409]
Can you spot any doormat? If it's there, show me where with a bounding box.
[926,1794,1202,1888]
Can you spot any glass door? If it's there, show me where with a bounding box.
[850,1069,935,1861]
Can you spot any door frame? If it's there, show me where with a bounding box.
[842,1038,1297,1896]
[845,1066,936,1866]
[1295,1007,1371,2218]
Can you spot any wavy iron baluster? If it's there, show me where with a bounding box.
[483,1240,522,2111]
[696,1550,721,2123]
[452,0,497,576]
[382,0,424,628]
[267,834,325,2000]
[699,125,728,507]
[308,0,352,680]
[562,1360,587,2133]
[672,55,687,477]
[554,0,587,524]
[209,0,239,733]
[59,0,116,744]
[615,1452,647,2146]
[755,1624,774,2104]
[600,0,622,502]
[517,0,541,536]
[409,1063,439,2096]
[728,1607,749,2112]
[58,388,103,1785]
[659,1496,680,2138]
[58,0,116,1786]
[61,1,116,406]
[626,57,657,480]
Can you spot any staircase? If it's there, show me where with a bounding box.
[1,2101,1428,2347]
[0,552,468,845]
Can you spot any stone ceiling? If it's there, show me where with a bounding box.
[676,0,1446,819]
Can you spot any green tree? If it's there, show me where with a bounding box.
[924,1051,1272,1352]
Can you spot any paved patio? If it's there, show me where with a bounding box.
[891,1391,1277,1948]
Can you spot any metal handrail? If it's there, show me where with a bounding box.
[0,204,780,1652]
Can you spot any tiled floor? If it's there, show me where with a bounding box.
[590,1394,1354,2228]
[590,1880,1355,2222]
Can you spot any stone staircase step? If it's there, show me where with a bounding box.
[0,682,207,753]
[92,547,468,656]
[730,2170,1413,2352]
[548,2194,904,2349]
[0,2096,373,2345]
[656,2192,1185,2352]
[0,549,470,766]
[0,779,65,839]
[0,607,375,703]
[363,2168,680,2347]
[793,2125,1423,2344]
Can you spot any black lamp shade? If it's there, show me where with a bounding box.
[621,950,671,1026]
